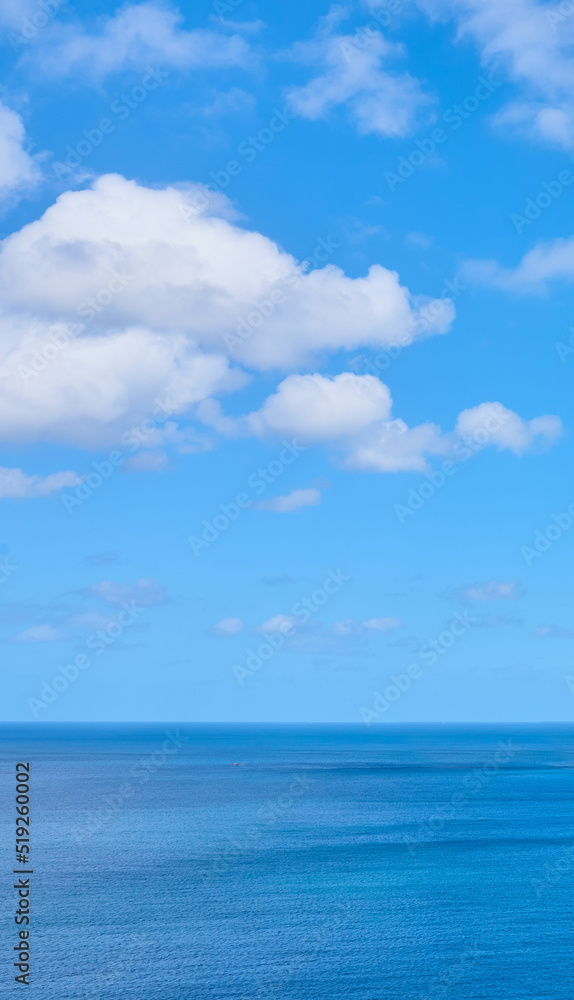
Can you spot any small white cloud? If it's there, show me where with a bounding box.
[83,577,169,607]
[332,617,401,635]
[285,6,431,137]
[534,624,574,639]
[464,237,574,293]
[14,624,64,643]
[257,488,322,513]
[246,373,393,442]
[474,614,522,628]
[0,466,81,499]
[209,617,244,636]
[200,88,256,117]
[363,617,402,632]
[124,450,170,473]
[456,403,563,455]
[405,231,432,249]
[257,614,298,634]
[452,580,523,602]
[26,2,251,82]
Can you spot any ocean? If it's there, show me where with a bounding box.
[1,724,573,999]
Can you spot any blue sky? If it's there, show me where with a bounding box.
[1,0,574,723]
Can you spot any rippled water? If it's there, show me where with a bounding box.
[1,724,573,999]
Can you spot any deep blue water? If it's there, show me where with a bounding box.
[1,724,573,999]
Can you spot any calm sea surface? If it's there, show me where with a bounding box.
[0,724,573,999]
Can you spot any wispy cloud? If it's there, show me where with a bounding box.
[13,624,64,643]
[23,1,252,82]
[332,617,402,635]
[447,580,524,602]
[77,578,169,607]
[208,617,244,636]
[416,0,574,150]
[0,466,81,499]
[285,5,432,138]
[474,614,523,628]
[83,552,122,567]
[256,488,321,513]
[534,624,574,639]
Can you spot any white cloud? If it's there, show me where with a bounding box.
[363,616,402,632]
[13,624,64,642]
[24,2,251,81]
[0,174,453,370]
[451,580,523,602]
[456,403,563,454]
[405,231,433,250]
[463,237,574,292]
[344,418,448,472]
[285,6,431,137]
[81,577,169,606]
[209,617,244,636]
[0,173,454,448]
[474,614,522,627]
[333,616,401,634]
[0,100,41,201]
[0,317,243,447]
[0,465,81,498]
[534,623,574,639]
[0,0,36,28]
[415,0,574,149]
[257,614,297,634]
[245,377,563,472]
[246,373,392,442]
[123,450,170,473]
[256,487,322,513]
[0,175,562,479]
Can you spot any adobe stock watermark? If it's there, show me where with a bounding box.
[71,729,190,844]
[188,440,306,556]
[351,275,464,381]
[27,600,143,716]
[555,324,574,363]
[404,740,517,854]
[8,0,70,50]
[205,774,314,878]
[546,0,574,29]
[511,160,574,234]
[16,269,134,387]
[340,1,404,62]
[222,236,339,355]
[232,569,350,685]
[531,844,574,898]
[359,610,476,724]
[180,107,294,217]
[212,0,244,16]
[394,404,510,524]
[0,556,17,585]
[385,75,501,192]
[520,502,574,566]
[52,67,169,179]
[61,389,179,513]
